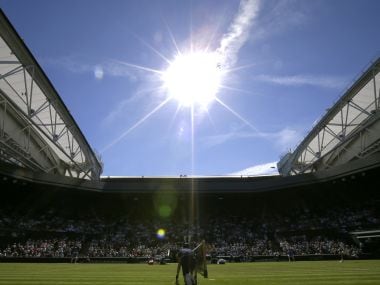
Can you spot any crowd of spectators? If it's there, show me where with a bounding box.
[278,236,360,257]
[0,239,81,258]
[0,204,377,260]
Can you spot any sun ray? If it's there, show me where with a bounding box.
[204,11,226,55]
[191,104,195,176]
[115,60,164,75]
[101,96,172,153]
[167,103,183,133]
[215,97,260,133]
[219,84,253,94]
[189,0,194,54]
[203,107,217,132]
[223,62,256,73]
[163,20,182,56]
[190,102,196,229]
[131,33,172,65]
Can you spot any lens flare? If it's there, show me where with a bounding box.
[159,205,172,218]
[156,228,166,239]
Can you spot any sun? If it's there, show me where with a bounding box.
[162,51,223,107]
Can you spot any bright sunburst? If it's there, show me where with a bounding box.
[162,52,223,107]
[102,16,258,153]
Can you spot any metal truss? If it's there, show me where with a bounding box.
[278,58,380,176]
[0,64,100,179]
[0,10,102,180]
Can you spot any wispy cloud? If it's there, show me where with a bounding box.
[101,94,140,127]
[255,74,347,89]
[43,56,138,81]
[273,128,303,151]
[229,161,279,176]
[43,56,164,129]
[200,127,303,152]
[101,85,164,127]
[251,0,312,41]
[43,56,91,74]
[217,0,260,68]
[102,61,139,81]
[200,130,256,148]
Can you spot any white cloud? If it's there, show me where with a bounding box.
[230,161,279,176]
[44,56,137,81]
[101,96,138,127]
[200,130,254,148]
[43,56,91,74]
[100,87,156,127]
[273,128,303,152]
[201,127,303,152]
[255,74,347,89]
[103,60,138,81]
[217,0,260,68]
[251,0,312,41]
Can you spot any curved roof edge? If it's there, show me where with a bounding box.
[0,9,102,179]
[278,57,380,176]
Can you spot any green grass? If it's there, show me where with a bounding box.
[0,260,379,285]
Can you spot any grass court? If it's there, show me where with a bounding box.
[0,260,379,285]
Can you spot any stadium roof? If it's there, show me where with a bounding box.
[278,57,380,176]
[0,10,102,180]
[1,150,379,194]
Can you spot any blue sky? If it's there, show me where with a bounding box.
[2,0,379,176]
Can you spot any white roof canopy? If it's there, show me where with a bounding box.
[0,10,102,180]
[278,57,380,176]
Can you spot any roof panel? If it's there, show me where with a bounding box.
[279,57,380,175]
[352,81,375,112]
[0,9,102,179]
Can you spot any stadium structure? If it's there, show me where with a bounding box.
[0,9,379,265]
